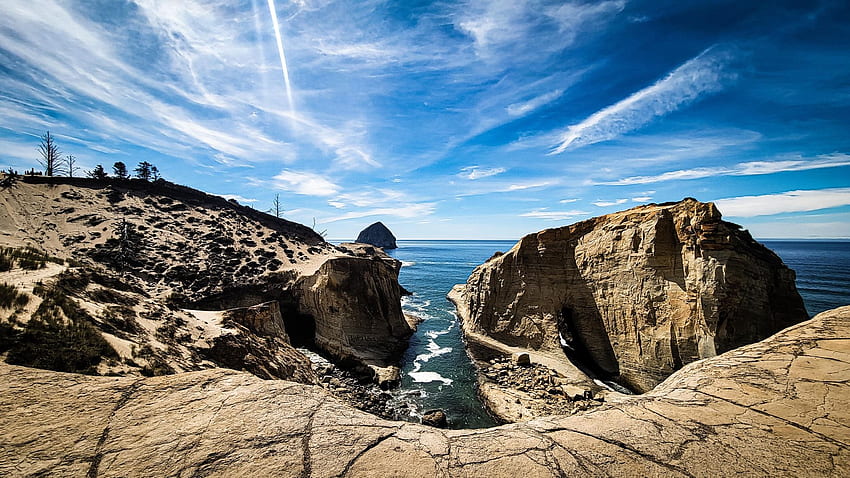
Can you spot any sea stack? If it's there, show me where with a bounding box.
[356,221,398,249]
[449,198,809,393]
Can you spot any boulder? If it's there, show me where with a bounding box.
[449,198,809,393]
[421,409,448,428]
[356,222,398,249]
[511,352,530,366]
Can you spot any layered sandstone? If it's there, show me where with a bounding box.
[449,199,808,392]
[0,176,411,383]
[1,306,848,477]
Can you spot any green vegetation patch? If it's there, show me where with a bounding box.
[0,246,65,271]
[4,283,117,374]
[0,283,29,309]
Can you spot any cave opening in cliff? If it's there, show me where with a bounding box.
[277,297,316,347]
[558,306,621,384]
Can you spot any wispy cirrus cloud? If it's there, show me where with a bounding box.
[593,198,628,207]
[520,208,589,221]
[460,166,507,180]
[598,153,850,185]
[457,0,625,61]
[714,188,850,217]
[506,89,564,117]
[323,202,436,223]
[550,46,736,153]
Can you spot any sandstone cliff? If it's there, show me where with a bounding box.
[1,305,847,477]
[449,199,808,393]
[0,176,411,384]
[356,221,397,249]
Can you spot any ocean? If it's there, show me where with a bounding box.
[384,239,850,429]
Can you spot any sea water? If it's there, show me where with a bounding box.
[387,240,513,429]
[763,241,850,316]
[384,239,850,429]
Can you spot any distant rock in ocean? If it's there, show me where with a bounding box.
[356,221,397,249]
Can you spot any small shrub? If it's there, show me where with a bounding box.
[4,284,117,374]
[134,344,175,376]
[0,246,65,271]
[18,257,45,270]
[0,283,29,309]
[0,253,12,272]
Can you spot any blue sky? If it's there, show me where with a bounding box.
[1,0,849,240]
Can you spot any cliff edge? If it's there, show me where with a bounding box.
[1,305,847,476]
[449,198,808,393]
[0,176,411,385]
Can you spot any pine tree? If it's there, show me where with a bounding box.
[134,161,153,181]
[87,165,108,180]
[113,162,128,179]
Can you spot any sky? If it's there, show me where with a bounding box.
[1,0,849,240]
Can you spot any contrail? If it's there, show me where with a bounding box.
[267,0,295,119]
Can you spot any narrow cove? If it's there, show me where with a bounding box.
[388,240,513,428]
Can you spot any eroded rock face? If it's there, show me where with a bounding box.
[296,255,412,370]
[356,221,398,249]
[1,306,847,477]
[200,301,316,383]
[449,199,808,392]
[0,177,409,384]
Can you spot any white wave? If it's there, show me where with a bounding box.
[401,261,416,267]
[409,371,453,385]
[413,341,452,365]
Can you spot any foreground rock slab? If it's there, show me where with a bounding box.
[2,306,849,477]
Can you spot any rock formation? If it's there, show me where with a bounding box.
[449,199,808,393]
[356,221,397,249]
[1,305,848,477]
[0,176,411,386]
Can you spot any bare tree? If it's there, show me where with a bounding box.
[312,217,327,238]
[65,154,79,177]
[268,193,284,218]
[37,131,62,176]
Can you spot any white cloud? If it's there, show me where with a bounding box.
[334,188,406,207]
[631,196,652,202]
[324,202,436,223]
[460,165,507,180]
[218,194,258,203]
[520,208,589,221]
[327,200,346,209]
[506,89,564,117]
[593,198,628,207]
[271,169,339,196]
[551,46,735,153]
[600,153,850,185]
[714,188,850,217]
[559,198,579,203]
[457,0,625,60]
[507,181,554,191]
